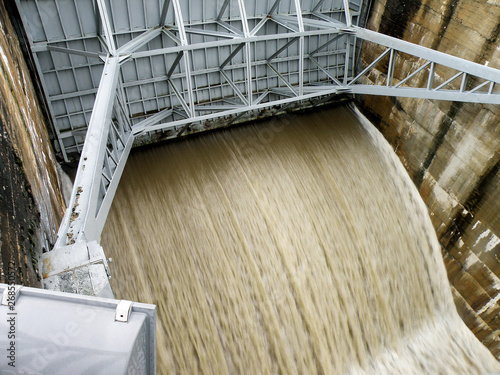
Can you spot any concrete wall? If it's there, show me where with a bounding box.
[0,1,65,286]
[2,0,500,359]
[358,0,500,359]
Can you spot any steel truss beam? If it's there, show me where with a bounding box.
[96,0,116,54]
[356,27,500,83]
[350,85,500,104]
[46,0,500,254]
[55,56,133,247]
[129,28,346,59]
[130,30,500,136]
[172,0,195,118]
[117,27,164,56]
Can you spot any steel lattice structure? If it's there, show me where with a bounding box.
[14,0,500,296]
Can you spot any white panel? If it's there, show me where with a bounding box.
[116,33,134,51]
[44,72,62,96]
[129,1,147,31]
[151,55,167,76]
[58,0,81,38]
[121,61,140,83]
[52,100,67,117]
[126,86,142,102]
[58,70,78,92]
[144,0,161,28]
[81,94,97,112]
[18,0,46,42]
[37,51,55,71]
[75,67,94,91]
[108,0,130,32]
[50,49,72,69]
[75,0,98,36]
[56,116,70,132]
[64,97,83,113]
[39,0,65,41]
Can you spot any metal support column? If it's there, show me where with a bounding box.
[55,56,121,247]
[237,0,253,105]
[172,0,195,118]
[294,0,305,96]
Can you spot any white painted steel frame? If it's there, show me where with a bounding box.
[18,0,361,162]
[43,0,359,246]
[15,0,500,251]
[54,56,131,247]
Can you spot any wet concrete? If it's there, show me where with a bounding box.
[359,0,500,359]
[0,0,65,286]
[0,116,40,286]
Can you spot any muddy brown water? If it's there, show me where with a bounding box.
[102,105,500,374]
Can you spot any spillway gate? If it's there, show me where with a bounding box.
[13,0,500,297]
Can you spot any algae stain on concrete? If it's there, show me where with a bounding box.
[0,1,65,286]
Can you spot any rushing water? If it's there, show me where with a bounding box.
[102,104,500,374]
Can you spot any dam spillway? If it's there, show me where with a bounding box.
[14,0,500,262]
[1,0,500,372]
[101,105,499,374]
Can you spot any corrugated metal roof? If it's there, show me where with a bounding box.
[16,0,364,161]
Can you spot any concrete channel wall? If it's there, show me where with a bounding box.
[358,0,500,359]
[0,0,65,287]
[2,0,500,361]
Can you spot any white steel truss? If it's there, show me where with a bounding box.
[14,0,500,294]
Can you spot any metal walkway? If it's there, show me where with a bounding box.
[15,0,500,296]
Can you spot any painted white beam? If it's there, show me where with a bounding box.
[133,87,346,134]
[218,20,244,36]
[132,108,174,129]
[168,79,191,116]
[250,16,268,36]
[117,27,164,56]
[130,29,345,59]
[96,0,116,55]
[350,85,500,104]
[394,61,431,88]
[266,62,298,96]
[343,0,352,27]
[92,135,134,238]
[237,0,253,105]
[55,56,121,248]
[195,104,244,111]
[271,15,299,32]
[348,48,391,85]
[182,27,238,39]
[220,70,249,105]
[355,26,500,84]
[293,0,305,96]
[172,0,195,118]
[47,46,105,59]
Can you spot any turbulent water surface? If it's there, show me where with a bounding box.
[102,105,500,374]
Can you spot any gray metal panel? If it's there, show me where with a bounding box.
[16,0,359,161]
[0,283,156,374]
[15,0,500,283]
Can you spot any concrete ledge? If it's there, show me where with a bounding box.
[41,241,114,298]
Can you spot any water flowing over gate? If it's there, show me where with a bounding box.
[7,1,500,373]
[14,0,500,297]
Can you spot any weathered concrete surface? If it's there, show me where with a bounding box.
[41,241,113,298]
[358,0,500,359]
[0,115,40,285]
[0,1,65,286]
